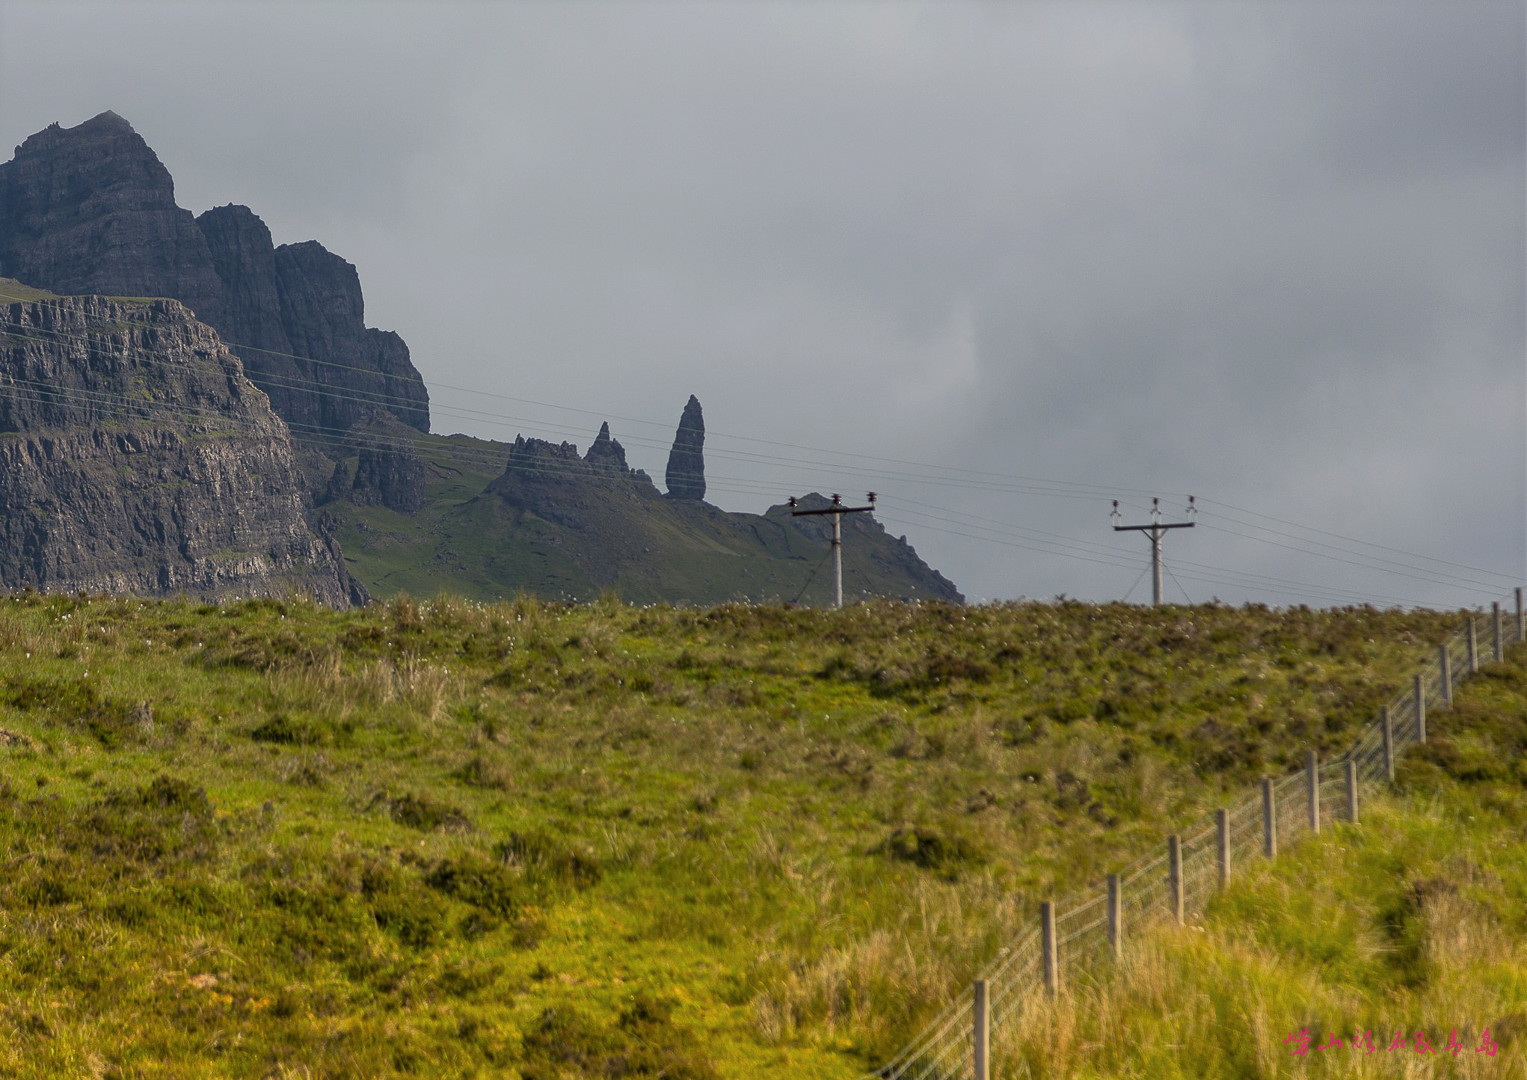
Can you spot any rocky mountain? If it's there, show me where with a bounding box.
[0,283,363,605]
[0,111,429,435]
[0,112,967,608]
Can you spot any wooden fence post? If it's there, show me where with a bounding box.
[973,979,989,1080]
[1307,751,1320,834]
[1345,757,1358,823]
[1414,675,1426,745]
[1517,586,1524,644]
[1041,901,1057,996]
[1494,602,1503,662]
[1262,777,1276,858]
[1467,615,1478,674]
[1216,809,1230,890]
[1168,836,1183,924]
[1107,874,1121,961]
[1439,644,1452,706]
[1381,705,1394,783]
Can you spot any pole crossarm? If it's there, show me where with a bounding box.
[788,492,877,609]
[1113,522,1195,533]
[1111,497,1196,606]
[791,504,876,517]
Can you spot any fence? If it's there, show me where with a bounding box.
[866,588,1525,1080]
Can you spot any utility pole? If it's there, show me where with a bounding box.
[1113,497,1195,606]
[790,492,876,609]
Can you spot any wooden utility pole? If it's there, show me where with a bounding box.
[1113,497,1195,606]
[789,493,876,610]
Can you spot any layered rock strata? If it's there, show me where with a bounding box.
[0,291,362,604]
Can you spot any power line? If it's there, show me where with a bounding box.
[1194,510,1514,591]
[1163,560,1193,606]
[1120,564,1150,604]
[1197,496,1518,583]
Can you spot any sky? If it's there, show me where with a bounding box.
[1,0,1523,608]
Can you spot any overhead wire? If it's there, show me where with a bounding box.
[1197,496,1518,583]
[877,497,1445,607]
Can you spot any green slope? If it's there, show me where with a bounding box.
[987,650,1527,1079]
[0,595,1509,1077]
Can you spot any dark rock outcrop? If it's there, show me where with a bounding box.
[488,431,655,528]
[0,112,430,434]
[0,290,357,604]
[346,415,427,514]
[0,112,225,318]
[584,422,628,473]
[664,394,705,500]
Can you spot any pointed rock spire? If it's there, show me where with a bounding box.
[665,395,705,500]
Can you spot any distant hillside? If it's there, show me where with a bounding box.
[0,111,964,605]
[318,422,963,605]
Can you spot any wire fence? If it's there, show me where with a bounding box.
[863,593,1524,1079]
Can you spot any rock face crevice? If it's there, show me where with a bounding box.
[0,112,429,435]
[665,394,705,500]
[0,291,360,604]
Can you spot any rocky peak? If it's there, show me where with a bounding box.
[664,394,706,500]
[0,112,224,317]
[83,109,134,132]
[0,113,430,434]
[584,421,630,473]
[342,413,427,514]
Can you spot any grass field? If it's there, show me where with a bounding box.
[0,592,1516,1077]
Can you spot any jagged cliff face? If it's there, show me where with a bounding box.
[0,112,429,435]
[0,290,363,605]
[337,413,428,514]
[0,112,225,316]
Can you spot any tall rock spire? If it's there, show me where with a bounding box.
[664,395,705,500]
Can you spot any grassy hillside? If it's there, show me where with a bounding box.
[991,650,1527,1079]
[0,593,1511,1077]
[0,277,59,301]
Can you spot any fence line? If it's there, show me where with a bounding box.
[864,592,1523,1079]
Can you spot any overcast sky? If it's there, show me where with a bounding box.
[1,0,1522,608]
